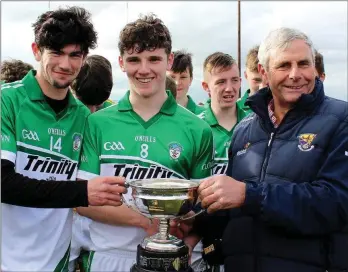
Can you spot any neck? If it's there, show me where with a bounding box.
[177,95,189,108]
[211,102,238,131]
[35,71,68,100]
[249,89,257,96]
[273,100,292,124]
[130,90,168,122]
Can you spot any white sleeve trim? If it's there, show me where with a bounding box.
[1,150,16,163]
[77,170,98,180]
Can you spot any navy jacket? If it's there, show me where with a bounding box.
[223,79,348,272]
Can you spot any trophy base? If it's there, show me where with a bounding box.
[133,244,192,272]
[131,264,194,272]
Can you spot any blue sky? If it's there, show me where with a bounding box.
[2,1,347,102]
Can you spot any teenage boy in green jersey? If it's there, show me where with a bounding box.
[76,14,214,272]
[192,52,248,271]
[168,50,204,114]
[237,45,262,114]
[1,7,126,272]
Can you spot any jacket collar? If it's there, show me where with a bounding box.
[245,78,325,129]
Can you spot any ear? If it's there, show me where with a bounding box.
[119,56,125,72]
[258,63,268,81]
[32,42,41,62]
[167,52,174,71]
[320,73,326,82]
[244,70,248,79]
[201,81,210,94]
[189,76,193,86]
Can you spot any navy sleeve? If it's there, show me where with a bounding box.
[1,159,89,208]
[242,116,348,235]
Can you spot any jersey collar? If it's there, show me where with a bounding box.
[118,90,177,115]
[24,70,77,107]
[204,99,246,127]
[186,95,199,113]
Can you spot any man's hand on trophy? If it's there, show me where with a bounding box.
[169,211,195,239]
[87,176,127,206]
[198,175,246,213]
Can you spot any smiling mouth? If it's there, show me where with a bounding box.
[284,85,305,89]
[136,77,154,83]
[223,95,234,99]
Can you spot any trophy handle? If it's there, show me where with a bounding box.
[121,181,152,218]
[178,202,206,221]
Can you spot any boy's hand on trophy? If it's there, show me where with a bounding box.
[144,218,160,236]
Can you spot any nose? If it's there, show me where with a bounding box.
[138,60,150,74]
[289,65,301,81]
[58,55,71,71]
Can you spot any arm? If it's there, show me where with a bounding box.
[1,159,88,208]
[242,116,348,235]
[77,204,151,229]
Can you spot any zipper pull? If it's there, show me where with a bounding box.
[268,132,274,146]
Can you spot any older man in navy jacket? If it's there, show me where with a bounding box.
[191,28,348,272]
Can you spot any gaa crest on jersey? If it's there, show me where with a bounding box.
[169,142,183,160]
[298,133,316,152]
[72,133,82,151]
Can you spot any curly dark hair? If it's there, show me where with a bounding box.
[0,59,34,83]
[118,13,172,56]
[171,50,193,78]
[71,55,113,106]
[32,6,97,54]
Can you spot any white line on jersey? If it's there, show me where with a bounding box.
[100,155,186,179]
[1,83,24,89]
[17,141,78,162]
[1,150,17,163]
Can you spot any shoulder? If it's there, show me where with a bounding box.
[176,105,211,130]
[234,112,257,135]
[75,99,91,117]
[319,96,348,122]
[1,80,28,109]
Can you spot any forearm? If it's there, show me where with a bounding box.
[1,159,88,208]
[77,204,150,229]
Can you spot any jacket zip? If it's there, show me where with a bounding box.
[260,132,275,183]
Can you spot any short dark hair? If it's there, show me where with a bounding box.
[118,13,172,56]
[171,50,193,78]
[32,6,97,54]
[165,75,177,98]
[71,55,113,106]
[203,52,237,75]
[0,59,33,83]
[315,49,325,76]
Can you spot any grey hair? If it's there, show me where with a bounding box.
[258,27,315,71]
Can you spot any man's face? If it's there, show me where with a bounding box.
[244,68,262,93]
[119,48,173,98]
[33,43,85,89]
[260,39,316,109]
[167,67,192,100]
[203,64,241,110]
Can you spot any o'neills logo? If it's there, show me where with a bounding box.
[23,155,77,179]
[113,163,178,180]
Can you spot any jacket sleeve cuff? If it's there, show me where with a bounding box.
[241,182,264,215]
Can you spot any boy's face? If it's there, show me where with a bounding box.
[244,68,262,93]
[167,67,192,100]
[202,64,241,110]
[32,43,85,89]
[119,47,173,98]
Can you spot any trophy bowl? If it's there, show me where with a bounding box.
[126,178,200,219]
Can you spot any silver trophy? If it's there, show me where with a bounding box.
[123,178,204,272]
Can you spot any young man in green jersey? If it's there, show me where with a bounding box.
[76,14,214,272]
[191,52,248,271]
[1,7,126,272]
[167,50,204,114]
[237,45,262,114]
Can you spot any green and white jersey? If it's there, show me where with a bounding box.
[198,100,248,175]
[186,95,204,115]
[77,91,214,252]
[1,71,90,272]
